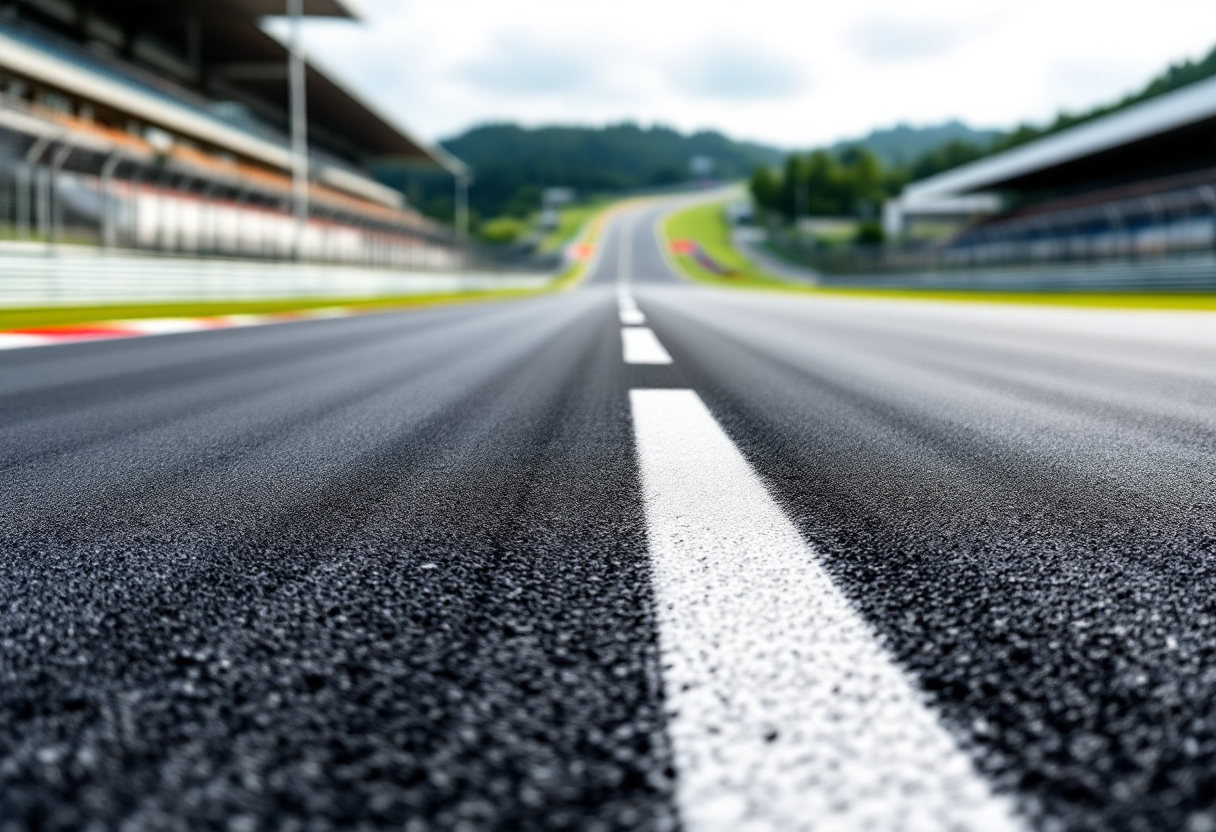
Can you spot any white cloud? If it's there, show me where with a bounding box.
[849,15,976,62]
[673,46,804,100]
[456,36,598,96]
[281,0,1216,148]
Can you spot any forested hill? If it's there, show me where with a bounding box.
[378,123,783,223]
[749,41,1216,227]
[831,121,1001,168]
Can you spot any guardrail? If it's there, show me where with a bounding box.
[770,224,1216,276]
[0,245,553,308]
[809,253,1216,292]
[764,175,1216,283]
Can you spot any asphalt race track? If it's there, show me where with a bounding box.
[5,199,1216,831]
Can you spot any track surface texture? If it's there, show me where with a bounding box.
[4,198,1216,831]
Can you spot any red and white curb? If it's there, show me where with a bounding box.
[0,308,354,351]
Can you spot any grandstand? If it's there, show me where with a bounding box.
[884,75,1216,268]
[0,0,470,268]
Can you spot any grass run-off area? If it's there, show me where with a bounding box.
[0,287,557,331]
[661,199,1216,312]
[662,201,791,290]
[538,200,611,254]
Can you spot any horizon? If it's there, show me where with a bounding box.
[428,116,1001,153]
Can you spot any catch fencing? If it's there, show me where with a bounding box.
[812,254,1216,292]
[766,169,1216,289]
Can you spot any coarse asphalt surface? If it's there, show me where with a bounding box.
[4,198,1216,831]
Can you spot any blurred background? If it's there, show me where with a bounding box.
[1,0,1215,306]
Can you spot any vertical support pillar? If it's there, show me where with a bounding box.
[455,173,469,241]
[128,164,150,251]
[23,135,54,241]
[155,168,167,253]
[35,166,50,243]
[233,186,251,256]
[176,172,195,254]
[199,181,218,255]
[287,0,308,263]
[100,151,122,251]
[1143,196,1162,260]
[15,163,31,238]
[48,144,73,249]
[1104,205,1122,262]
[1199,186,1216,257]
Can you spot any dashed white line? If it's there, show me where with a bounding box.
[619,295,647,326]
[630,388,1024,832]
[622,327,672,365]
[615,213,648,324]
[617,212,634,289]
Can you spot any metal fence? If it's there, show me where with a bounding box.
[768,176,1216,279]
[809,255,1216,293]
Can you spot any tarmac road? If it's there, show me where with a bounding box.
[4,199,1216,831]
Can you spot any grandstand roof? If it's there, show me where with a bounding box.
[143,0,365,20]
[903,75,1216,206]
[8,0,465,176]
[224,0,364,19]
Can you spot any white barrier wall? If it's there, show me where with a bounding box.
[0,246,553,307]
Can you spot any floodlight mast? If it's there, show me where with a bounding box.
[455,173,470,241]
[287,0,308,262]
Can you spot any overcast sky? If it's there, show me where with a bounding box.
[281,0,1216,148]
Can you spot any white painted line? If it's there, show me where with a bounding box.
[630,388,1024,832]
[0,334,57,350]
[119,318,219,334]
[617,212,634,288]
[622,327,672,364]
[619,295,646,325]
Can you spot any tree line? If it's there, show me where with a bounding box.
[749,148,903,224]
[751,41,1216,232]
[374,122,782,235]
[747,139,990,233]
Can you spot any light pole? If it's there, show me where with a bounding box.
[100,150,123,251]
[18,134,54,239]
[287,0,308,262]
[49,143,74,250]
[455,173,470,241]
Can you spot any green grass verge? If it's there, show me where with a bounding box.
[809,286,1216,311]
[662,201,792,290]
[538,200,611,254]
[0,199,628,330]
[542,199,634,291]
[0,288,544,331]
[662,200,1216,312]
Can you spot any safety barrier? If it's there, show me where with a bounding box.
[0,245,553,307]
